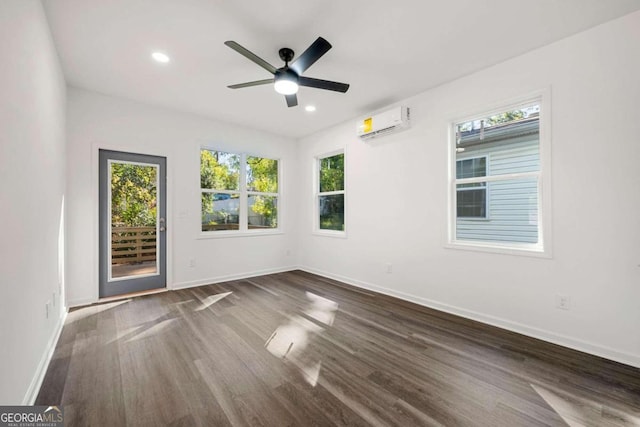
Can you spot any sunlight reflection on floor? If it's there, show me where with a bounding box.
[66,299,131,324]
[531,383,640,426]
[195,291,232,311]
[107,325,143,345]
[265,316,322,358]
[125,318,177,343]
[265,291,339,386]
[304,291,339,326]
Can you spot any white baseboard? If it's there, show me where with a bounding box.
[22,309,68,405]
[298,266,640,369]
[171,266,298,291]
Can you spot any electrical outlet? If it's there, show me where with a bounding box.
[189,258,196,268]
[45,301,50,319]
[385,263,393,274]
[556,294,571,310]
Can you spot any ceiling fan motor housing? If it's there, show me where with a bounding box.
[278,47,295,63]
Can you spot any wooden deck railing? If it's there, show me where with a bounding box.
[111,226,156,265]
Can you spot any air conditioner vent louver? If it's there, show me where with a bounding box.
[357,106,410,140]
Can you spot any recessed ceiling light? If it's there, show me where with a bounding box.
[151,52,170,63]
[305,105,316,112]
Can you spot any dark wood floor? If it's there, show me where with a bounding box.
[37,270,640,426]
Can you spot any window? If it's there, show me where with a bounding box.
[456,157,487,218]
[201,149,279,233]
[246,156,279,230]
[316,151,345,233]
[450,97,549,254]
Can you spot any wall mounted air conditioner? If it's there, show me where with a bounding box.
[356,106,410,140]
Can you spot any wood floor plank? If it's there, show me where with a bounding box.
[36,270,640,426]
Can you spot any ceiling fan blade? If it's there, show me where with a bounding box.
[290,37,332,75]
[224,41,277,74]
[299,76,349,93]
[227,78,274,89]
[285,94,298,107]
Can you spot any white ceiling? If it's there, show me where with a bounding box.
[42,0,640,139]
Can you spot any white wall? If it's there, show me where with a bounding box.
[0,0,67,404]
[296,11,640,367]
[66,88,298,306]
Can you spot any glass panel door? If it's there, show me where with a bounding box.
[99,150,166,298]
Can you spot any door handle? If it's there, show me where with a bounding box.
[159,217,166,232]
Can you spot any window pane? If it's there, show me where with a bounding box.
[456,177,538,244]
[247,157,278,193]
[456,187,486,218]
[201,192,240,231]
[248,195,278,229]
[456,104,540,176]
[319,194,344,230]
[110,162,158,278]
[200,150,240,190]
[319,153,344,192]
[456,157,486,179]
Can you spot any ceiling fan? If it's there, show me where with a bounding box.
[224,37,349,107]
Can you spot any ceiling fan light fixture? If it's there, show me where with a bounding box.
[151,51,170,63]
[274,78,298,95]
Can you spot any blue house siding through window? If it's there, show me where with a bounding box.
[456,122,540,244]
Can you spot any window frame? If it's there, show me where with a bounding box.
[446,91,552,257]
[199,147,282,238]
[314,149,346,238]
[455,155,489,220]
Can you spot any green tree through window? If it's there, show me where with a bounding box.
[200,150,240,218]
[247,156,278,228]
[318,152,345,231]
[111,163,157,227]
[200,149,279,232]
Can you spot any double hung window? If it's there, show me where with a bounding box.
[450,97,549,254]
[316,152,345,233]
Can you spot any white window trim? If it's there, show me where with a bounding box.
[199,147,282,238]
[313,149,347,238]
[455,155,489,220]
[446,90,552,258]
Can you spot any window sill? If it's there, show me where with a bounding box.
[198,229,283,239]
[445,240,551,258]
[312,229,347,239]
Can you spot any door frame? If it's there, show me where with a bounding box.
[90,144,172,303]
